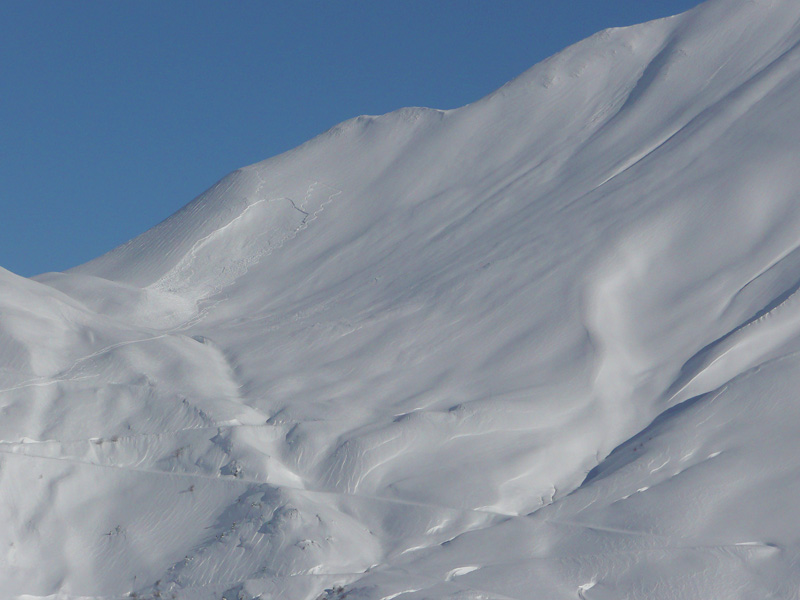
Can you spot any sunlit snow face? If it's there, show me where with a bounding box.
[5,1,800,598]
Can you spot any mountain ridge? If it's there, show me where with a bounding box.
[4,0,800,598]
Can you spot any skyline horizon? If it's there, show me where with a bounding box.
[2,0,702,277]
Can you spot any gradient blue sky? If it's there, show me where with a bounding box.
[1,0,702,277]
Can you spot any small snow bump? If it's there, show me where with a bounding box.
[445,565,480,581]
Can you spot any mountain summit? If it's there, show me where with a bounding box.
[4,1,800,598]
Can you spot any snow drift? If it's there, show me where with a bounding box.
[4,0,800,598]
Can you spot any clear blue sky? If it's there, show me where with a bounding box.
[1,0,702,277]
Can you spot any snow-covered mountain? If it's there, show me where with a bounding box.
[4,0,800,598]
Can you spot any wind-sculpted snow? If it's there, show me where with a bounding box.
[6,0,800,598]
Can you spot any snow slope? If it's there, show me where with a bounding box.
[5,0,800,597]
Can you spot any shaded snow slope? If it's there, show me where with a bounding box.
[5,0,800,598]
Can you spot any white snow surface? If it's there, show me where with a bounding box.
[5,0,800,598]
